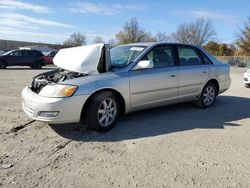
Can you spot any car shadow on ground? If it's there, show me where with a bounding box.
[50,95,250,142]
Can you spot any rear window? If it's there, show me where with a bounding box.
[31,50,43,56]
[178,47,203,66]
[22,51,34,56]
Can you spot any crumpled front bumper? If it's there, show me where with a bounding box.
[21,87,88,124]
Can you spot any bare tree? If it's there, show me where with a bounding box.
[115,17,154,44]
[107,38,117,48]
[236,17,250,55]
[172,23,192,43]
[92,36,104,44]
[154,32,171,42]
[63,32,87,47]
[172,18,216,46]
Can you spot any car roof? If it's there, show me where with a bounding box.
[120,42,200,48]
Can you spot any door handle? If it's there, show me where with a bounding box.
[203,71,207,74]
[170,74,176,77]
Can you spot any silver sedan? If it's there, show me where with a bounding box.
[22,43,231,132]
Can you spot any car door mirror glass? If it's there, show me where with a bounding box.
[133,60,154,70]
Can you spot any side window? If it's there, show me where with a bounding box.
[22,51,34,57]
[9,51,22,56]
[178,47,203,66]
[143,46,175,68]
[203,56,213,64]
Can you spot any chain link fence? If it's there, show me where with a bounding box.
[216,56,250,68]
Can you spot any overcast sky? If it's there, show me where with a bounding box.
[0,0,248,44]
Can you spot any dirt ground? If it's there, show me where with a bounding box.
[0,66,250,188]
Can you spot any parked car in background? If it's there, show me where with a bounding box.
[244,68,250,88]
[44,51,57,64]
[227,59,246,67]
[22,43,231,132]
[0,49,46,69]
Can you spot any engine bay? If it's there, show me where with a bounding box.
[30,69,87,94]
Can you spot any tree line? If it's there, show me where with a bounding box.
[63,17,250,56]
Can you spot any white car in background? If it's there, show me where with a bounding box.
[244,69,250,88]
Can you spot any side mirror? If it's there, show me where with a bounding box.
[133,60,154,70]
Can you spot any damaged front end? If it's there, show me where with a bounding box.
[29,69,87,94]
[21,43,110,123]
[29,43,110,96]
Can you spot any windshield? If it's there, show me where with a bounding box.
[110,45,146,68]
[1,50,14,56]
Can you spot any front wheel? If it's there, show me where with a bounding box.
[196,82,217,108]
[84,91,120,132]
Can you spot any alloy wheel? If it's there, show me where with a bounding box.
[203,85,215,106]
[97,98,117,127]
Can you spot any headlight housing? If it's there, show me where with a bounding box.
[39,84,78,98]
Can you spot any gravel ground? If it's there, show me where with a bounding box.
[0,66,250,188]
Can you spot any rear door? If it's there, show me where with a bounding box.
[129,45,179,110]
[177,45,209,101]
[21,50,35,66]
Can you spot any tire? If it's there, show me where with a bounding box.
[245,84,250,88]
[84,91,120,132]
[195,82,218,108]
[32,61,43,69]
[0,60,7,69]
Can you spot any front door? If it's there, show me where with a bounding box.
[5,50,22,65]
[129,45,179,110]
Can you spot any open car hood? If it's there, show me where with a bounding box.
[53,43,110,74]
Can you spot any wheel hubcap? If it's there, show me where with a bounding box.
[203,86,215,106]
[97,98,117,127]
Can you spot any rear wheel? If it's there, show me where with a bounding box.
[32,61,43,69]
[84,91,120,132]
[0,61,7,69]
[196,82,217,108]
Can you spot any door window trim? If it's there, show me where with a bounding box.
[176,44,206,66]
[130,44,178,71]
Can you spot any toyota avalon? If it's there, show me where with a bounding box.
[22,43,231,132]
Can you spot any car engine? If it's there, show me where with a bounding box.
[30,69,87,94]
